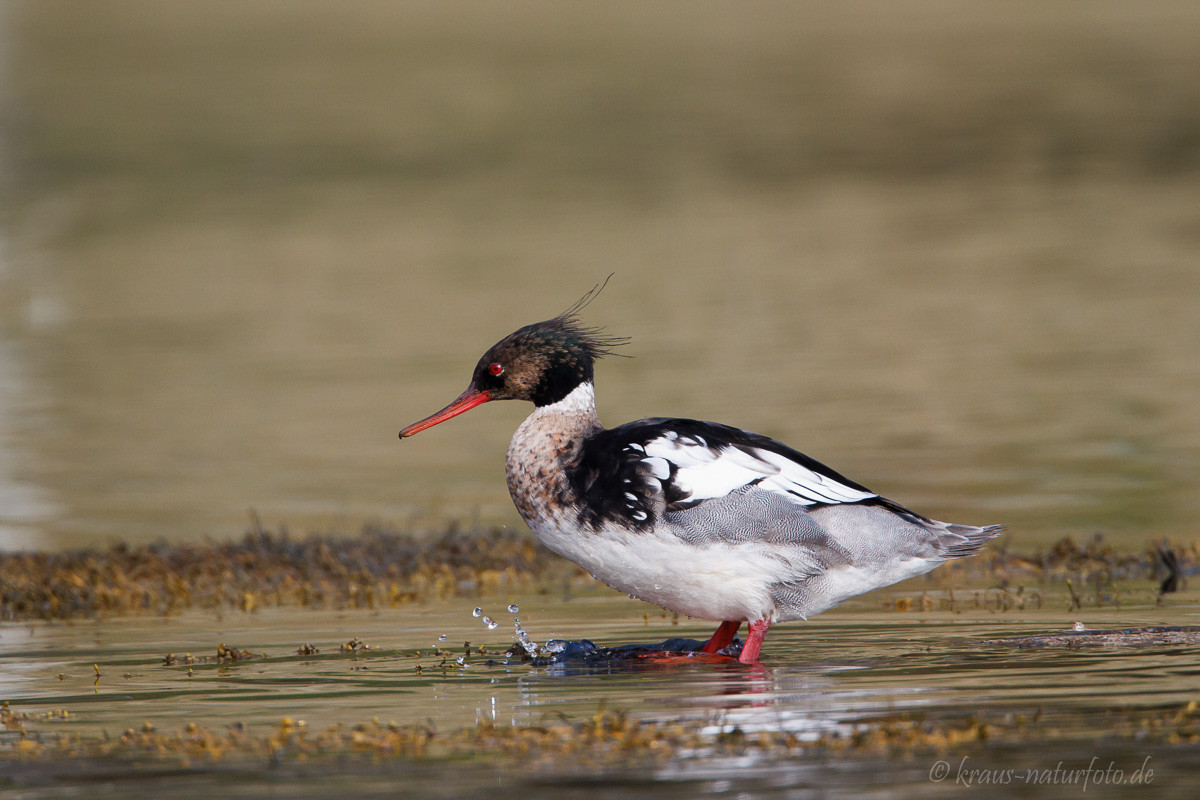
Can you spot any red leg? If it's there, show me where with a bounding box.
[737,619,771,664]
[700,620,741,654]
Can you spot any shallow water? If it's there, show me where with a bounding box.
[3,586,1199,798]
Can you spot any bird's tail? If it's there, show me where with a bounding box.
[875,497,1005,559]
[935,522,1006,559]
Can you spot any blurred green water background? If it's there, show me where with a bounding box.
[1,0,1198,550]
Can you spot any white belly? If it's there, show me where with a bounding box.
[529,519,789,622]
[527,516,944,624]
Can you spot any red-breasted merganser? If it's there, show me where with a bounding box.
[400,300,1003,664]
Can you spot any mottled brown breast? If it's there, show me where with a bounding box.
[504,388,602,529]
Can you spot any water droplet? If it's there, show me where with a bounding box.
[482,615,493,627]
[507,604,519,614]
[472,607,483,618]
[438,634,447,641]
[544,639,566,654]
[456,656,466,666]
[486,620,498,630]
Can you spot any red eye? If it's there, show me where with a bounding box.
[488,363,504,376]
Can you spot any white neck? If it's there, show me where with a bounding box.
[516,381,602,443]
[538,381,597,416]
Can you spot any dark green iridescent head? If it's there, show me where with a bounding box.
[398,280,626,439]
[469,312,628,406]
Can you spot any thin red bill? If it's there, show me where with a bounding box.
[399,386,492,438]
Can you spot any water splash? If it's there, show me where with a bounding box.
[469,604,560,661]
[512,617,539,657]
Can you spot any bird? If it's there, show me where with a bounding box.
[399,291,1003,664]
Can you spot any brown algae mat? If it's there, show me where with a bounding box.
[4,700,1199,771]
[1,525,1193,622]
[0,524,565,620]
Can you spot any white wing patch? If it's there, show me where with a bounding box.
[643,456,672,480]
[641,434,876,507]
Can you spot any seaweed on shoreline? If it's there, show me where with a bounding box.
[0,523,568,620]
[1,525,1194,621]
